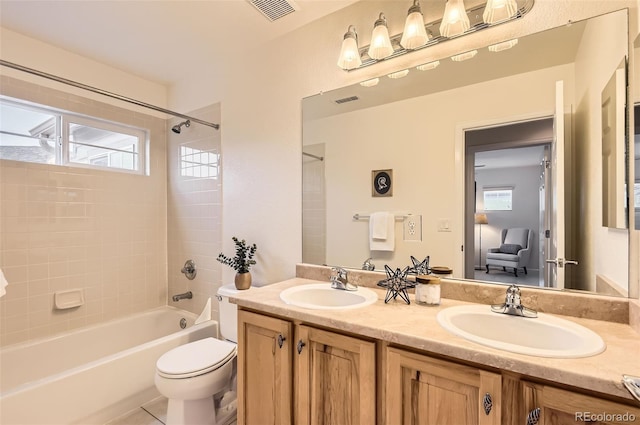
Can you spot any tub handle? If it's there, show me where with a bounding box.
[181,260,197,280]
[277,334,286,349]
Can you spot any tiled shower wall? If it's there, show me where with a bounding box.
[0,76,168,345]
[302,143,325,265]
[167,104,222,319]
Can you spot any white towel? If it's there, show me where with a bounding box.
[370,211,389,239]
[0,268,8,298]
[369,212,395,251]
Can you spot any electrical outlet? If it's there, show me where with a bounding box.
[404,215,422,241]
[437,219,452,232]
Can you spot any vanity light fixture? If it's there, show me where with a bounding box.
[416,60,440,71]
[488,38,519,52]
[440,0,470,38]
[337,25,362,70]
[368,13,394,60]
[400,0,429,50]
[336,0,534,71]
[451,50,478,62]
[483,0,518,24]
[360,78,380,87]
[387,69,410,79]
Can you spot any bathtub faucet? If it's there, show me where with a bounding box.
[172,291,193,302]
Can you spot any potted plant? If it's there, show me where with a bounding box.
[217,237,257,290]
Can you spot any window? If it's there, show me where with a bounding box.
[483,187,513,211]
[0,97,147,173]
[180,146,219,179]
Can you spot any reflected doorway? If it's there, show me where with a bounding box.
[464,118,554,288]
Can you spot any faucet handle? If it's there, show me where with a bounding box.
[505,284,521,306]
[331,267,347,281]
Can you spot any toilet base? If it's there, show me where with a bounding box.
[166,397,216,425]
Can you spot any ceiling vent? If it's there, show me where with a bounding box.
[335,96,359,104]
[247,0,299,22]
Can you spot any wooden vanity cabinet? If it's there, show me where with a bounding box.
[237,309,293,425]
[237,309,376,425]
[385,347,502,425]
[519,380,640,425]
[295,324,376,424]
[238,309,639,425]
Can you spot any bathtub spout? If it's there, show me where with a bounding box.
[172,291,193,302]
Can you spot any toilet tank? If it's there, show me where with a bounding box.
[217,284,249,343]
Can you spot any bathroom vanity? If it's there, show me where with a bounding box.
[231,276,640,425]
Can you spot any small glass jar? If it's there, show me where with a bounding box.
[415,275,441,306]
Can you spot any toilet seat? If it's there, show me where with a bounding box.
[156,337,237,379]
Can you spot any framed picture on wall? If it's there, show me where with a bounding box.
[372,169,393,197]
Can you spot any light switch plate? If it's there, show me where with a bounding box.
[437,219,451,232]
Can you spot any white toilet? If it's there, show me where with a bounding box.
[155,284,245,425]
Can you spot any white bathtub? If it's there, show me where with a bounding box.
[0,306,218,425]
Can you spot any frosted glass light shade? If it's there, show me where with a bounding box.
[451,50,477,61]
[400,1,429,50]
[360,78,380,87]
[439,0,470,38]
[337,26,362,70]
[488,38,518,52]
[368,13,394,60]
[483,0,518,24]
[416,60,440,71]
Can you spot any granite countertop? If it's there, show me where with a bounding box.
[230,278,640,403]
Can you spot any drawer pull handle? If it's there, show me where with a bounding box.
[483,392,493,415]
[277,334,286,349]
[526,407,540,425]
[297,340,306,354]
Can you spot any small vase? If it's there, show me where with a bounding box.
[235,272,252,290]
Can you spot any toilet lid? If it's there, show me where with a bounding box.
[156,337,237,379]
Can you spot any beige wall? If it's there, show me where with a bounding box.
[0,77,168,345]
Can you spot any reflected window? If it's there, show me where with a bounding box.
[483,187,513,211]
[180,146,219,178]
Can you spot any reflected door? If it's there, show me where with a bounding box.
[548,80,567,289]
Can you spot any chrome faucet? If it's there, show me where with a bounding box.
[362,258,375,271]
[491,284,537,318]
[330,267,358,291]
[172,291,193,302]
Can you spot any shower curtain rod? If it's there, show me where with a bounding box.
[0,59,220,130]
[302,152,324,161]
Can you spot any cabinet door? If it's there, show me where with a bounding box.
[294,324,376,425]
[522,381,640,425]
[386,347,502,425]
[237,310,292,425]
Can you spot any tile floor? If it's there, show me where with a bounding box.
[105,397,167,425]
[105,397,237,425]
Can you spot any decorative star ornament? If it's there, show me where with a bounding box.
[409,255,430,275]
[379,265,412,304]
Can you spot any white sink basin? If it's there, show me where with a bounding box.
[279,283,378,310]
[436,305,606,358]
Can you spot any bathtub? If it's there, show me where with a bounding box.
[0,306,218,425]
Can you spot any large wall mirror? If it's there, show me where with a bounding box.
[302,9,631,297]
